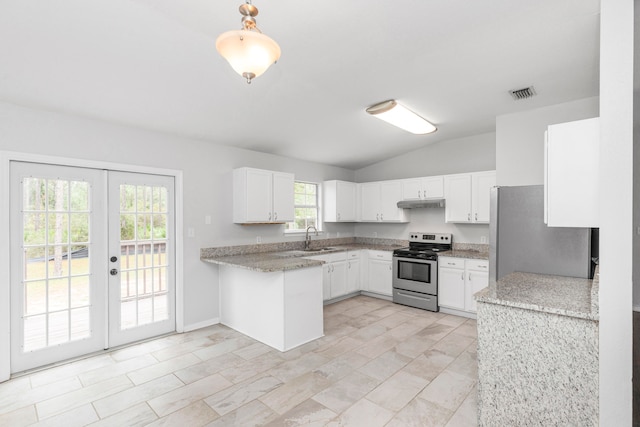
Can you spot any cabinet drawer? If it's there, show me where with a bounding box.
[347,251,360,259]
[328,251,348,262]
[369,250,392,261]
[439,257,464,269]
[466,260,489,271]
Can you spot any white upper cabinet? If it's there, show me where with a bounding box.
[233,167,294,224]
[401,176,444,200]
[545,117,599,228]
[359,181,408,223]
[444,171,495,224]
[323,180,357,222]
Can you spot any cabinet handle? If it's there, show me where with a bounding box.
[475,213,478,221]
[389,264,392,271]
[461,273,464,280]
[380,213,384,221]
[268,212,272,221]
[274,212,278,220]
[469,274,472,281]
[467,213,471,221]
[418,190,422,198]
[337,213,341,220]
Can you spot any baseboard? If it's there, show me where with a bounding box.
[183,318,220,332]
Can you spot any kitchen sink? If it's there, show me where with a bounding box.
[275,247,338,257]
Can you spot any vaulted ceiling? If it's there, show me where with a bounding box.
[0,0,600,169]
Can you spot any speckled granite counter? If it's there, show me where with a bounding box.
[200,237,405,272]
[475,270,599,425]
[445,243,489,260]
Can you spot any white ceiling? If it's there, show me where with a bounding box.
[0,0,600,170]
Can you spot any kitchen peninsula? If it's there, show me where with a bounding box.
[201,237,404,351]
[475,269,599,425]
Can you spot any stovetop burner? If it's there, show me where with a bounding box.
[393,232,453,260]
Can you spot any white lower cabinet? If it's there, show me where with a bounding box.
[365,250,393,296]
[438,257,488,313]
[346,252,360,294]
[313,251,357,301]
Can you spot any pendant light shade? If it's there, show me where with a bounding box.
[216,2,281,84]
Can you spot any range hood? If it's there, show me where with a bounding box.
[397,199,446,209]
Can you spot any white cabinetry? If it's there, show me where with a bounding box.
[359,181,408,223]
[311,252,350,301]
[323,180,357,222]
[233,167,294,224]
[346,251,361,295]
[544,117,599,227]
[365,250,393,296]
[444,171,495,224]
[401,176,444,200]
[438,257,488,313]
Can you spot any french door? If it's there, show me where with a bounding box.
[9,162,175,373]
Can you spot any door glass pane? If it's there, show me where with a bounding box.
[118,183,170,330]
[21,177,93,352]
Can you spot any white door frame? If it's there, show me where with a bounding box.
[0,151,185,382]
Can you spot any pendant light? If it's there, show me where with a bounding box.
[366,100,437,134]
[216,1,281,84]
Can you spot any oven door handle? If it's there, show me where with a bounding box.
[396,291,433,302]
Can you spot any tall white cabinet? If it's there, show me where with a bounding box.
[544,117,599,227]
[233,167,294,224]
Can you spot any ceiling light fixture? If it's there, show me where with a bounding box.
[216,1,281,84]
[366,100,437,134]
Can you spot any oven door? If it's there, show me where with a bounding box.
[392,256,437,295]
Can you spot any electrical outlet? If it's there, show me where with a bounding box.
[205,215,212,225]
[337,232,341,238]
[187,227,195,238]
[480,236,487,244]
[256,236,262,244]
[373,232,378,238]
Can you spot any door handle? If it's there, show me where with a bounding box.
[110,269,118,276]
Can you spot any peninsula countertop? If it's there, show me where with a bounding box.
[475,268,599,321]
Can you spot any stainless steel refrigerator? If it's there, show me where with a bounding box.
[489,185,593,282]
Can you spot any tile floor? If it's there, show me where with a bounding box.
[0,295,478,426]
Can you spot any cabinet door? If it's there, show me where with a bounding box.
[472,171,495,223]
[322,264,332,301]
[545,118,599,227]
[272,172,294,223]
[423,176,444,198]
[402,178,423,200]
[466,270,489,312]
[336,181,357,221]
[330,260,348,298]
[444,174,472,223]
[438,267,465,310]
[379,181,405,222]
[360,183,380,221]
[368,259,392,296]
[245,168,273,222]
[346,259,360,294]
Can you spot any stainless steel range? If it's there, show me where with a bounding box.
[392,232,452,312]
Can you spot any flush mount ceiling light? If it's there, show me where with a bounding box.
[216,1,281,84]
[365,100,437,135]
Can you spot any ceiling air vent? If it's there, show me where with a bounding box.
[509,86,536,100]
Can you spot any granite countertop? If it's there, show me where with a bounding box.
[442,249,489,260]
[475,269,599,321]
[200,240,404,273]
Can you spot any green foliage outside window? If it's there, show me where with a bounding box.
[287,182,319,232]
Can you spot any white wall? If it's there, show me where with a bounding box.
[354,132,496,183]
[0,101,355,329]
[599,0,633,423]
[495,97,599,186]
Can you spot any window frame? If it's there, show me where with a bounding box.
[285,180,322,234]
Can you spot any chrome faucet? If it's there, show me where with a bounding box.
[304,225,318,250]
